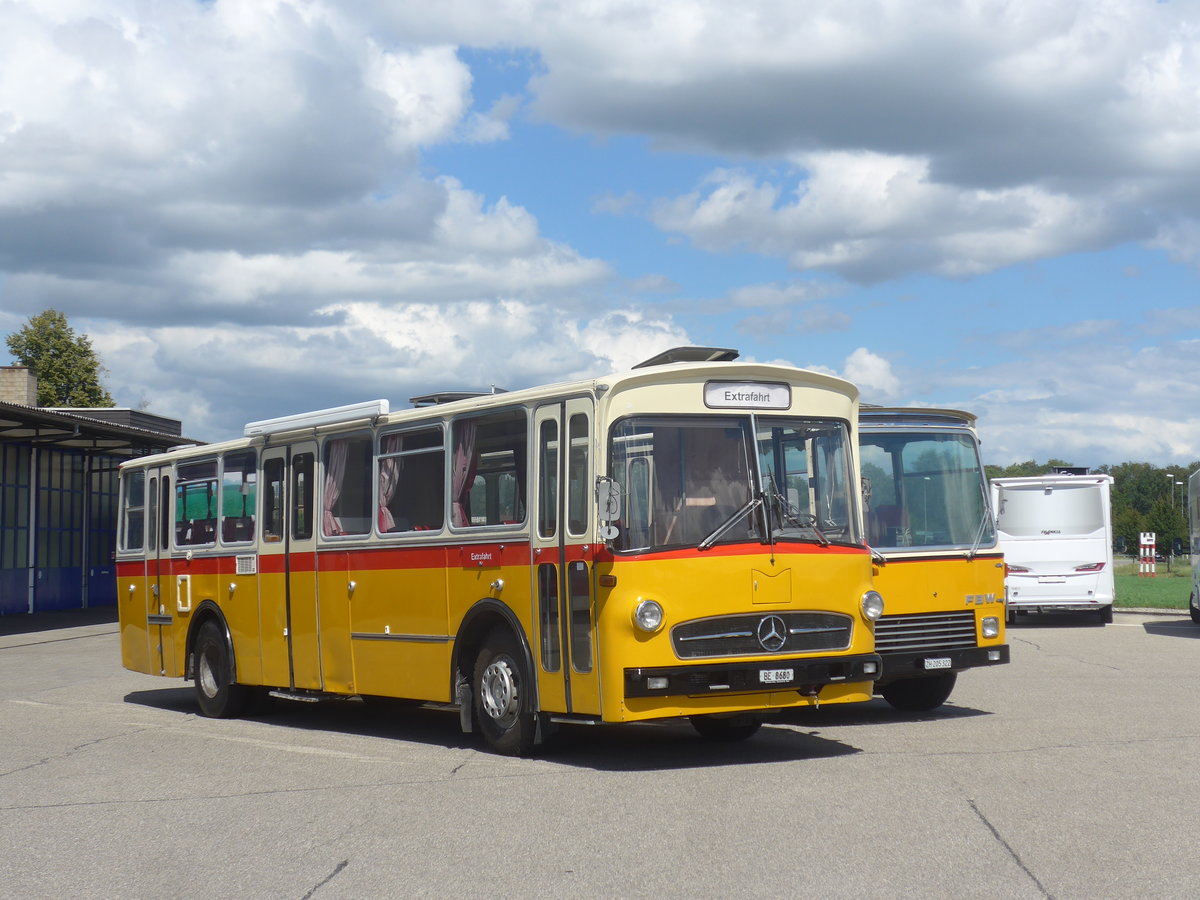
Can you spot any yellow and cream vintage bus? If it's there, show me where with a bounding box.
[859,407,1008,710]
[116,347,884,754]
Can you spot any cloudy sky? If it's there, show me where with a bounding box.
[2,0,1199,467]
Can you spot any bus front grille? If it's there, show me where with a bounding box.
[671,612,852,659]
[874,611,977,653]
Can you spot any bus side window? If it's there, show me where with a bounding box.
[294,452,314,539]
[263,458,284,542]
[220,451,257,544]
[176,460,218,547]
[147,476,157,552]
[567,413,589,537]
[377,428,444,534]
[452,410,527,528]
[121,470,145,551]
[322,436,371,536]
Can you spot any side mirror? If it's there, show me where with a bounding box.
[596,477,621,541]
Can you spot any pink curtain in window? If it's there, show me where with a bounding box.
[451,421,477,527]
[378,434,403,532]
[323,439,347,536]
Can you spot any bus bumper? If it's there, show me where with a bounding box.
[624,652,882,699]
[875,644,1010,684]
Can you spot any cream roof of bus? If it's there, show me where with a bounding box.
[119,358,858,469]
[379,358,859,424]
[858,406,976,428]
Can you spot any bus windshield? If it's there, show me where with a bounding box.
[609,415,857,552]
[756,418,856,545]
[860,432,992,550]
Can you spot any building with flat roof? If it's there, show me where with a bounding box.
[0,366,198,615]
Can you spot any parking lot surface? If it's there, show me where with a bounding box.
[2,610,1198,899]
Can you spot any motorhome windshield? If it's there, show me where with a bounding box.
[860,432,992,550]
[995,483,1106,538]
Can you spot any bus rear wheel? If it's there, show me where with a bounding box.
[689,714,762,742]
[193,620,249,719]
[880,673,957,712]
[473,629,537,756]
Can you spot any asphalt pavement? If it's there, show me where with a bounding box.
[2,609,1199,899]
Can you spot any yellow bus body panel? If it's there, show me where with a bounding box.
[116,566,151,674]
[595,547,877,722]
[872,553,1006,639]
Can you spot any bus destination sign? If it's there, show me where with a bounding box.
[704,381,791,410]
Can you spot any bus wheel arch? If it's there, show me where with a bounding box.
[452,600,542,755]
[187,603,249,719]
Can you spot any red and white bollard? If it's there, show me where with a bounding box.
[1139,532,1156,577]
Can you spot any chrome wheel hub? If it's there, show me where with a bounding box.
[480,656,519,727]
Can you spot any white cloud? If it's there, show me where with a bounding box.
[842,348,902,403]
[89,301,693,438]
[903,337,1200,468]
[652,154,1130,282]
[5,0,1200,469]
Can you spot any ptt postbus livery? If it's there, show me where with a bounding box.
[116,348,884,754]
[859,407,1008,710]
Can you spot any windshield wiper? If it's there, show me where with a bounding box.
[698,495,763,551]
[967,482,992,561]
[764,473,829,546]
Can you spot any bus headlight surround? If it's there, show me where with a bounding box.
[982,616,1000,639]
[861,590,884,621]
[633,598,665,633]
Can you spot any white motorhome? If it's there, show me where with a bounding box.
[991,473,1115,624]
[1188,469,1200,624]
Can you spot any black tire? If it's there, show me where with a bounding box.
[1190,591,1200,625]
[473,629,538,756]
[880,673,957,712]
[1099,604,1114,625]
[689,714,763,742]
[1005,605,1017,625]
[193,620,250,719]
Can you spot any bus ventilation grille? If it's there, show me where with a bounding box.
[874,611,977,653]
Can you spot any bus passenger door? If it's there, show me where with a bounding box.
[533,400,600,716]
[259,445,322,690]
[146,467,173,675]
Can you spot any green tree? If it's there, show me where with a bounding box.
[4,309,115,407]
[1100,462,1172,516]
[1112,506,1143,556]
[985,458,1077,481]
[1144,496,1187,552]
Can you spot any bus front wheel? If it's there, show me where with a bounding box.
[689,714,762,742]
[473,629,537,756]
[880,673,957,712]
[193,620,249,719]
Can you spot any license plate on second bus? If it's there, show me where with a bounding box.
[759,668,794,684]
[923,657,952,670]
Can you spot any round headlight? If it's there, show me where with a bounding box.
[633,599,664,633]
[861,590,884,621]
